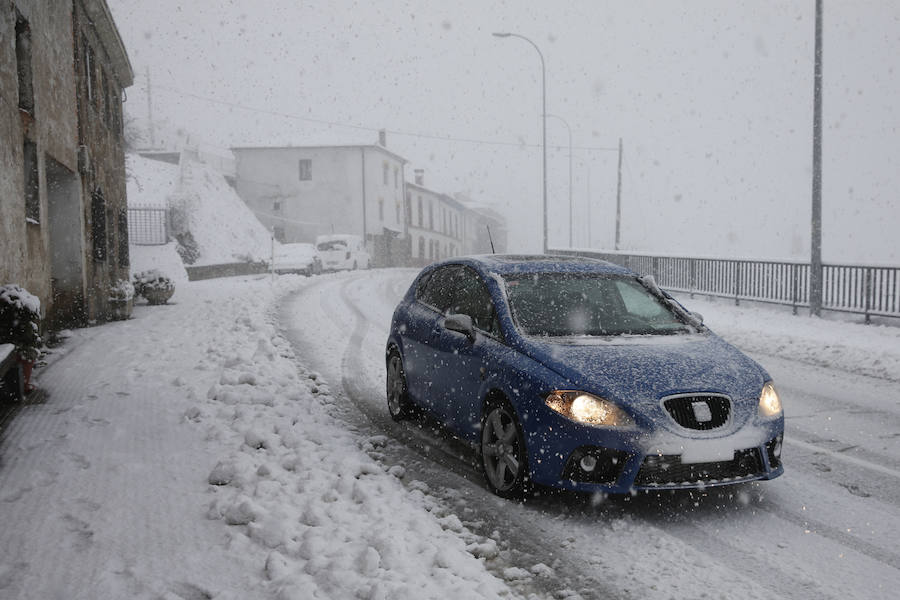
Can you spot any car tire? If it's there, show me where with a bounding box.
[480,400,530,498]
[386,350,413,421]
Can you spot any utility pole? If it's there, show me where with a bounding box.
[146,66,156,149]
[614,137,623,251]
[810,0,824,316]
[585,164,591,247]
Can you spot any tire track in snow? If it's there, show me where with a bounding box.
[286,271,900,600]
[284,272,633,600]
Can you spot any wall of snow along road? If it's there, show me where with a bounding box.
[678,295,900,383]
[193,275,521,599]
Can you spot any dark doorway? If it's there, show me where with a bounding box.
[46,156,86,328]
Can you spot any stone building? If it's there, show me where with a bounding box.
[1,0,133,327]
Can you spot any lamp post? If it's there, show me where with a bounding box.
[547,113,573,248]
[493,32,547,254]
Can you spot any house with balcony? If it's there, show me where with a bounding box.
[1,0,133,327]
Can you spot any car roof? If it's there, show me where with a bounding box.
[315,234,360,244]
[434,254,635,277]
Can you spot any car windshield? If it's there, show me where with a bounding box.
[317,241,347,251]
[502,273,692,337]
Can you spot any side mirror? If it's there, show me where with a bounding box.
[444,313,476,341]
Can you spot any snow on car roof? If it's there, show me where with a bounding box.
[445,254,635,277]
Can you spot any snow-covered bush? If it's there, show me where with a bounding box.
[133,269,175,305]
[0,284,42,362]
[108,279,135,302]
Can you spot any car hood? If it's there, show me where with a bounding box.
[516,332,767,408]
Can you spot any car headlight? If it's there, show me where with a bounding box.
[758,382,782,419]
[545,391,634,427]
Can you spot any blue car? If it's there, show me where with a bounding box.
[385,255,784,498]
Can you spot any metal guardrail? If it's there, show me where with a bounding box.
[127,206,169,245]
[184,262,269,281]
[555,249,900,323]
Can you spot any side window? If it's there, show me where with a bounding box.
[450,268,500,336]
[615,279,666,319]
[298,159,312,181]
[417,266,459,314]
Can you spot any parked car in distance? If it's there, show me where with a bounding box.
[385,254,784,498]
[315,234,370,271]
[273,243,322,276]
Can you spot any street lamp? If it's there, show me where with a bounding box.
[546,113,573,248]
[493,32,547,254]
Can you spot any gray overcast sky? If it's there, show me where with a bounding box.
[109,0,900,263]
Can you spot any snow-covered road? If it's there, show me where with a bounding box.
[1,269,897,599]
[285,268,900,600]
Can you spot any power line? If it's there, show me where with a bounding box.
[151,83,619,153]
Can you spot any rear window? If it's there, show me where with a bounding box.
[317,241,347,251]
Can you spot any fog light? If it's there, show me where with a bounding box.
[579,455,598,472]
[773,439,782,459]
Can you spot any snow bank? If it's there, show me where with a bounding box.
[129,242,189,284]
[683,296,900,382]
[125,153,179,208]
[126,151,272,269]
[191,277,521,599]
[172,159,272,266]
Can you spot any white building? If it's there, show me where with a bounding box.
[232,136,408,267]
[405,170,466,266]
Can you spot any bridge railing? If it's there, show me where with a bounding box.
[553,249,899,322]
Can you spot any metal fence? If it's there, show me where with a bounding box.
[127,206,169,245]
[554,249,900,322]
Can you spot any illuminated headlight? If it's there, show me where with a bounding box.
[758,382,783,419]
[545,391,634,427]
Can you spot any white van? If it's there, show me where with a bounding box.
[315,234,370,271]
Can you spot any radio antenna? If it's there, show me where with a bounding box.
[486,225,496,254]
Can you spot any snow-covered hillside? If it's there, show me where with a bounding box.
[127,152,273,268]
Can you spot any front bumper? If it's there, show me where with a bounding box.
[528,414,784,494]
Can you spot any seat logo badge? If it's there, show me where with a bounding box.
[692,401,713,423]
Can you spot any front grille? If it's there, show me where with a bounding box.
[634,448,764,487]
[663,395,730,430]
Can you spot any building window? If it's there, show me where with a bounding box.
[298,159,312,181]
[273,200,281,212]
[395,201,400,224]
[102,69,111,126]
[91,188,107,261]
[82,35,94,103]
[418,237,425,259]
[378,198,384,222]
[91,50,100,111]
[429,203,434,231]
[394,167,399,189]
[15,11,34,114]
[118,209,130,267]
[417,196,423,227]
[273,226,285,242]
[405,193,412,225]
[112,84,123,133]
[23,140,39,224]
